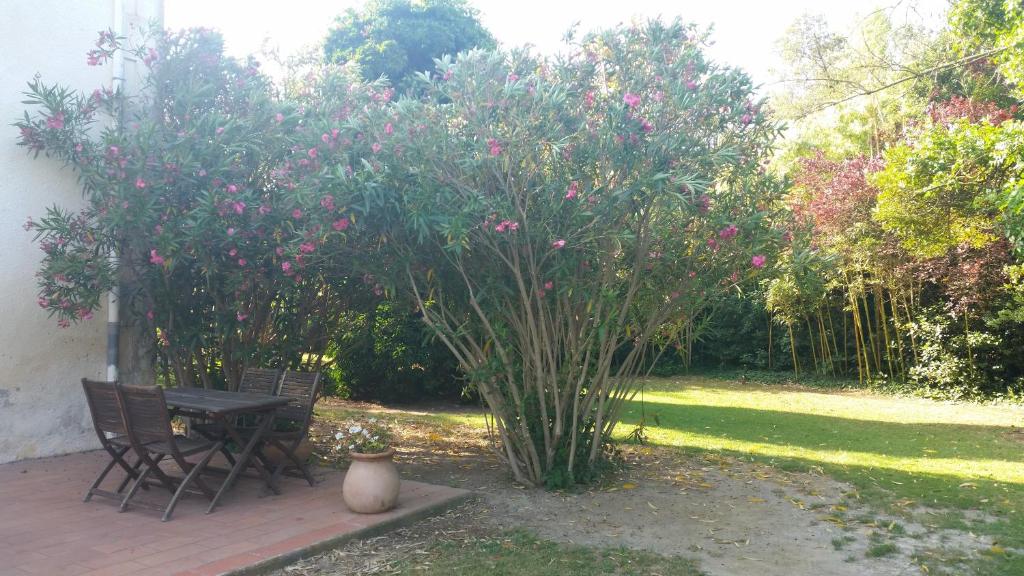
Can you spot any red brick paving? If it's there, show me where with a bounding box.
[0,451,469,575]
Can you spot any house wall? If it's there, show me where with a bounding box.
[0,0,163,463]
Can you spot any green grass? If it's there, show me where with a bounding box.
[620,376,1024,575]
[866,542,900,558]
[391,529,703,575]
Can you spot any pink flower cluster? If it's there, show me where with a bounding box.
[751,255,766,269]
[565,181,579,200]
[718,224,738,240]
[623,92,641,108]
[46,112,65,130]
[487,138,502,156]
[494,220,519,233]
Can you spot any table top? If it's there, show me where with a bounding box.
[164,387,288,415]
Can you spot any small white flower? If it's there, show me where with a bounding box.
[368,417,377,423]
[335,432,345,440]
[349,444,355,450]
[371,435,378,441]
[349,425,362,434]
[361,429,370,437]
[335,444,343,450]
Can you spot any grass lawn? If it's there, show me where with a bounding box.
[624,377,1024,575]
[316,375,1024,575]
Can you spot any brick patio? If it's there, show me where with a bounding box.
[0,451,470,576]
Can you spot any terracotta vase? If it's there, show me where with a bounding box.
[342,448,400,514]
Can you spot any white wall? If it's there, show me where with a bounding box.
[0,0,163,463]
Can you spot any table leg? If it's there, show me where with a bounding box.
[206,410,278,514]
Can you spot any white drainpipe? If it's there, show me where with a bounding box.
[107,0,125,382]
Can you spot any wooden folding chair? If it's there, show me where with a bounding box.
[80,379,144,503]
[262,370,321,488]
[116,385,224,521]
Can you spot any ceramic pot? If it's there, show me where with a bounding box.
[342,448,400,513]
[262,438,313,465]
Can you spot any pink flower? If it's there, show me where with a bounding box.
[487,138,502,156]
[216,127,225,135]
[46,112,65,130]
[275,246,285,256]
[259,204,272,216]
[585,91,595,107]
[544,280,554,290]
[320,196,335,210]
[229,248,238,257]
[281,261,292,274]
[227,184,238,193]
[371,142,382,154]
[146,310,155,321]
[494,219,519,233]
[275,113,284,123]
[686,80,698,91]
[232,201,246,215]
[238,258,247,266]
[565,181,579,200]
[307,148,318,159]
[237,312,248,322]
[332,218,350,231]
[79,309,94,321]
[292,208,303,219]
[149,249,165,266]
[58,318,70,329]
[384,123,394,135]
[741,114,753,125]
[227,227,236,236]
[623,92,641,107]
[551,239,566,249]
[321,133,330,143]
[135,177,146,189]
[299,242,315,254]
[719,224,738,240]
[751,255,767,269]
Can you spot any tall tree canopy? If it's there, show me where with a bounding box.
[324,0,495,90]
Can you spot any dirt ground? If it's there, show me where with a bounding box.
[278,400,991,576]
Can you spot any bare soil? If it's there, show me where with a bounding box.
[279,400,991,576]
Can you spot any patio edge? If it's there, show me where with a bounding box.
[223,488,476,576]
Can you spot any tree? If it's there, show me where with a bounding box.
[324,0,495,90]
[344,21,783,487]
[17,28,383,390]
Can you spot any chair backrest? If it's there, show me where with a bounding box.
[81,379,125,438]
[276,371,321,428]
[239,368,281,396]
[116,385,175,448]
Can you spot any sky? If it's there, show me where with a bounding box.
[165,0,950,87]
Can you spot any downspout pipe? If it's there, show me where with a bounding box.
[107,0,125,382]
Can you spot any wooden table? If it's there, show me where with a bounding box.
[164,388,288,514]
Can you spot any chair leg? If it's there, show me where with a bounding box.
[268,437,315,490]
[83,446,130,502]
[115,454,146,494]
[120,463,153,512]
[163,442,222,522]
